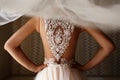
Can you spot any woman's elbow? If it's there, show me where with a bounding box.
[4,41,16,52]
[4,42,11,51]
[104,42,116,53]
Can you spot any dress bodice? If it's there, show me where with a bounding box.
[44,18,75,61]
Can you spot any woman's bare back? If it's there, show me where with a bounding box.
[39,18,82,62]
[4,17,115,73]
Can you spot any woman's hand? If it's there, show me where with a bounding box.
[35,64,48,73]
[72,63,90,72]
[78,65,89,72]
[70,61,84,71]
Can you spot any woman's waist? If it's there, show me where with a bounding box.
[43,57,77,67]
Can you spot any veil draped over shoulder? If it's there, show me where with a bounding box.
[0,0,120,30]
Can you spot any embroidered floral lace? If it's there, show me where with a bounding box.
[44,18,75,61]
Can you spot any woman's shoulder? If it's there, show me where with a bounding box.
[29,17,40,33]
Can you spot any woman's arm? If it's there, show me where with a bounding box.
[79,26,115,71]
[4,17,47,73]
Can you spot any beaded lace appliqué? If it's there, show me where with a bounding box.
[45,18,74,61]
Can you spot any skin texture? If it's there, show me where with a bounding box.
[4,17,115,73]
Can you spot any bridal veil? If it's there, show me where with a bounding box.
[0,0,120,30]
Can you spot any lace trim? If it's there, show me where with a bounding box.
[44,57,77,67]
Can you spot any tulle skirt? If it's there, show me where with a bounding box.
[34,58,86,80]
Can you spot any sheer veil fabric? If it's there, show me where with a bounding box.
[0,0,120,30]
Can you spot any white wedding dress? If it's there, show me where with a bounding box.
[34,18,86,80]
[34,58,86,80]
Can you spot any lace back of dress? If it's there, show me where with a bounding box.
[44,18,74,61]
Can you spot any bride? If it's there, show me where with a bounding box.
[4,17,115,80]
